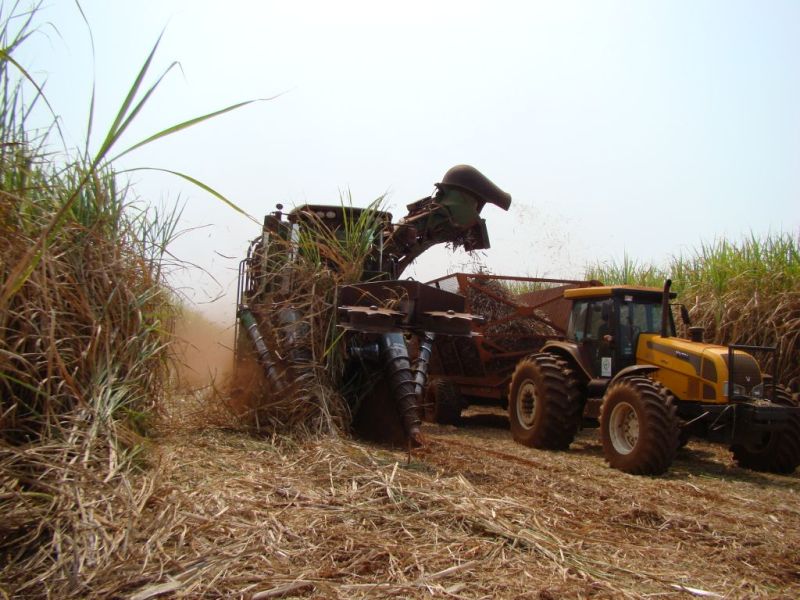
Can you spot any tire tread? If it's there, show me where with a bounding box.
[600,376,679,475]
[508,353,582,450]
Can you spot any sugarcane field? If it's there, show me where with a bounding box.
[2,3,800,599]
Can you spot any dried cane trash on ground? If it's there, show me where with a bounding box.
[104,408,800,600]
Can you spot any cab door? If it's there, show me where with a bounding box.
[616,300,638,371]
[586,299,615,377]
[568,299,615,377]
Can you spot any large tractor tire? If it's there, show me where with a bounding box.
[600,377,679,475]
[508,353,582,450]
[430,379,465,425]
[731,385,800,474]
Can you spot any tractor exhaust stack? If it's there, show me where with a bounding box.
[661,279,672,338]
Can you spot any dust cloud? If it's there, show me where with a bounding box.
[173,308,235,389]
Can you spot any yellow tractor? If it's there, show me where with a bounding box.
[508,280,800,475]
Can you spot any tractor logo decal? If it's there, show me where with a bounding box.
[646,340,702,375]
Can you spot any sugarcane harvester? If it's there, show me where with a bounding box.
[235,165,511,445]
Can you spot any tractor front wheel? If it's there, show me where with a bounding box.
[508,353,581,450]
[731,385,800,474]
[600,377,679,475]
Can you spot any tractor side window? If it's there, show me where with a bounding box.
[630,304,652,333]
[567,301,588,342]
[619,302,635,357]
[587,300,613,340]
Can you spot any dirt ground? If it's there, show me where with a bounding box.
[125,406,800,599]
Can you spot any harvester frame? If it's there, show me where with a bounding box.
[233,165,512,446]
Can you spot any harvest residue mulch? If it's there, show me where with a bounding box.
[113,414,800,599]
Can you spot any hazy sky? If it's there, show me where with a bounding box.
[16,1,800,320]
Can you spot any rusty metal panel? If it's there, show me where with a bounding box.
[517,283,594,333]
[338,280,478,336]
[425,273,596,389]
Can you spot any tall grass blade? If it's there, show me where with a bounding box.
[123,167,257,221]
[112,95,281,161]
[94,30,164,164]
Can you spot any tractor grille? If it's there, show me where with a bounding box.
[724,353,762,388]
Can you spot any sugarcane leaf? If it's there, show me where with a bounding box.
[120,166,258,222]
[110,95,281,162]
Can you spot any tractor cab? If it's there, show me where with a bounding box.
[563,285,676,379]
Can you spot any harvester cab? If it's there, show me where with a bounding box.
[235,165,511,446]
[508,279,800,476]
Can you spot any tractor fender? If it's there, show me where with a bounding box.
[541,341,592,382]
[610,364,659,385]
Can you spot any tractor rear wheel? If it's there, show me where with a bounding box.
[731,385,800,474]
[600,377,679,475]
[430,379,464,425]
[508,353,582,450]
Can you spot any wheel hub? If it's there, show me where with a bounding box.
[518,380,537,429]
[609,401,639,455]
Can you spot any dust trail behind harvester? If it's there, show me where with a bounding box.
[173,308,235,390]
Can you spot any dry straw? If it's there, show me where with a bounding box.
[60,424,799,599]
[0,5,260,595]
[0,88,176,600]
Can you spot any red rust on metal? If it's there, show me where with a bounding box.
[426,273,597,390]
[337,305,405,333]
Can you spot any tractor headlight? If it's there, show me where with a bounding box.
[723,382,746,398]
[752,383,764,398]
